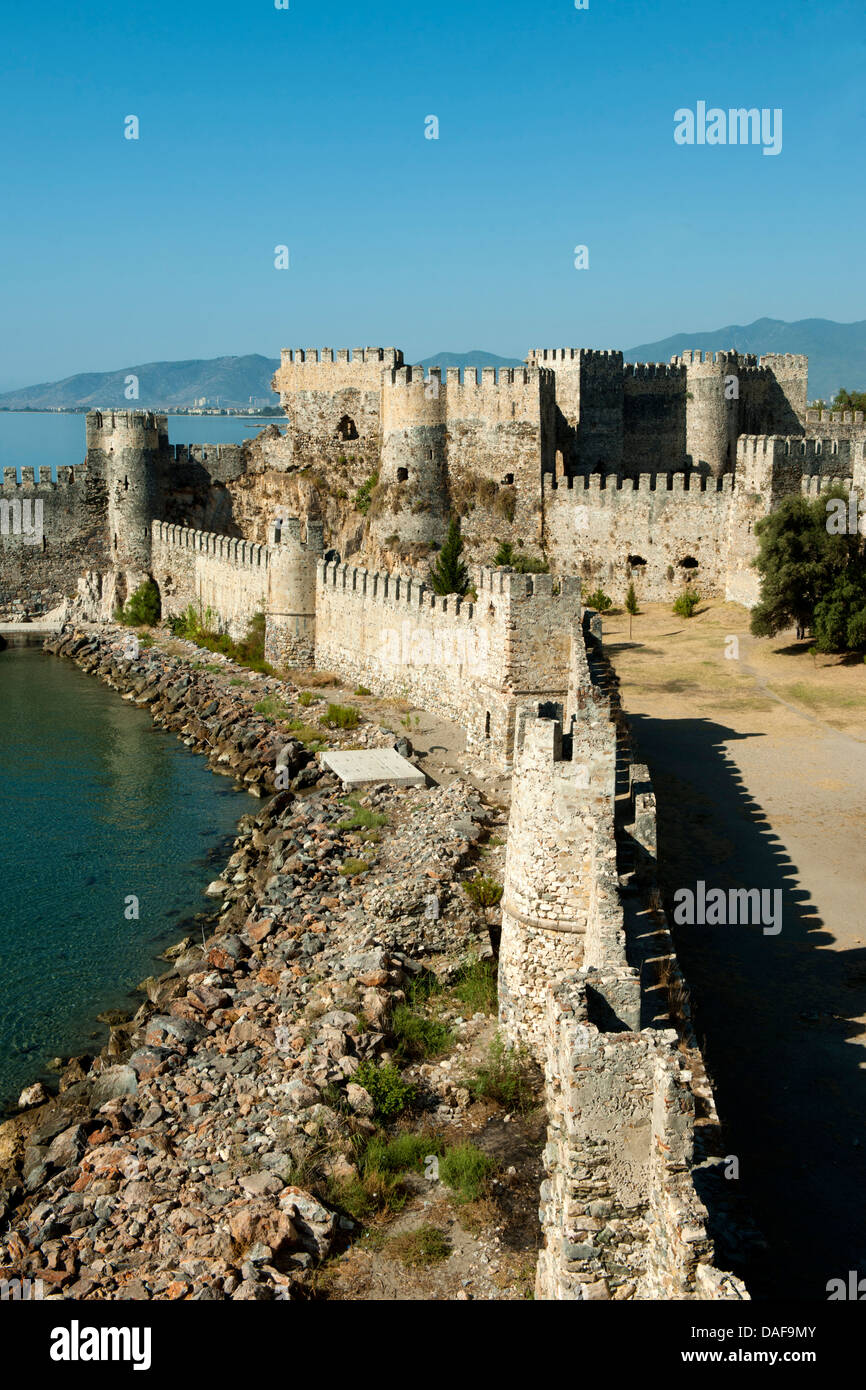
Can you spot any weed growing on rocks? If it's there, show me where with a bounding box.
[439,1144,497,1203]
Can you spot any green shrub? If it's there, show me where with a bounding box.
[337,797,388,831]
[339,857,369,877]
[462,874,503,909]
[673,591,701,618]
[438,1144,496,1203]
[385,1226,452,1267]
[391,1004,454,1061]
[491,541,549,573]
[117,580,161,627]
[361,1132,444,1176]
[321,703,360,729]
[354,685,372,696]
[464,1033,536,1113]
[584,588,612,613]
[298,690,322,706]
[453,958,497,1014]
[355,472,379,515]
[254,695,292,720]
[353,1061,416,1121]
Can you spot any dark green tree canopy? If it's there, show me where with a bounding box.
[429,516,470,596]
[750,489,865,649]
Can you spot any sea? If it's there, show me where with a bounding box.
[0,412,264,1109]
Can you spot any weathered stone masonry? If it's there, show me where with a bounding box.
[497,622,749,1300]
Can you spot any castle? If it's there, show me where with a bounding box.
[1,343,864,755]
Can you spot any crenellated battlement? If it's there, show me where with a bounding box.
[282,347,404,367]
[86,408,163,432]
[801,475,852,497]
[805,409,865,426]
[1,466,78,489]
[526,348,623,366]
[625,361,687,380]
[758,352,809,370]
[384,364,543,391]
[542,470,733,494]
[736,433,850,467]
[152,519,268,569]
[673,349,759,368]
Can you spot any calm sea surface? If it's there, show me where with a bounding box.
[0,411,278,480]
[0,646,248,1111]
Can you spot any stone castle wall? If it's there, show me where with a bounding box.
[498,672,749,1300]
[542,472,733,603]
[150,522,269,640]
[314,564,582,765]
[0,466,107,620]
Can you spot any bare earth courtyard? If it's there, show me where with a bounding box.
[604,599,866,1298]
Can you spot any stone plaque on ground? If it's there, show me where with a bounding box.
[320,748,426,789]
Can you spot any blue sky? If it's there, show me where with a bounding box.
[1,0,863,388]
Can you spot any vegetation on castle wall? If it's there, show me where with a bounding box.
[167,605,273,673]
[429,516,469,596]
[354,471,379,515]
[491,541,549,573]
[116,579,161,627]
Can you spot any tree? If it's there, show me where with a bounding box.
[625,581,638,638]
[117,579,161,627]
[832,388,866,414]
[813,571,866,653]
[429,517,469,596]
[750,491,856,641]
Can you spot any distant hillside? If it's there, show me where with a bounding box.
[5,324,863,410]
[624,318,866,403]
[417,350,524,372]
[0,355,281,410]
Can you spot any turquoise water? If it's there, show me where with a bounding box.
[0,645,248,1111]
[0,411,281,480]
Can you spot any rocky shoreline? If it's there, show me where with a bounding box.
[0,626,533,1300]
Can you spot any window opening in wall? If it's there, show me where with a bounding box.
[485,711,491,739]
[396,467,408,483]
[679,556,699,569]
[124,477,129,489]
[502,473,514,485]
[336,415,358,441]
[627,554,646,568]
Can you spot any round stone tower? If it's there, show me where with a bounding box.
[264,515,324,668]
[369,366,450,553]
[85,409,163,579]
[677,351,741,477]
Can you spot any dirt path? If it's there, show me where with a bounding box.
[604,601,866,1299]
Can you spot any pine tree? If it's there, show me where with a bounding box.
[429,517,469,596]
[625,581,638,639]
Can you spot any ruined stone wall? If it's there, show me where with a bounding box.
[0,467,107,620]
[499,694,749,1300]
[150,522,269,640]
[542,472,733,603]
[271,348,401,475]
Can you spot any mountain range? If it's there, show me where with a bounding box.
[0,320,862,410]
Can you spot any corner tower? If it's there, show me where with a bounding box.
[85,409,164,589]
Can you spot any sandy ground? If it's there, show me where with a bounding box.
[604,599,866,1299]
